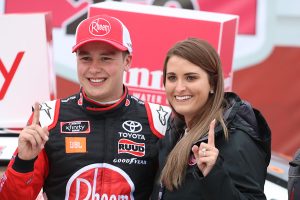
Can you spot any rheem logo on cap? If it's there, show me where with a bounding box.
[89,18,111,36]
[72,15,133,54]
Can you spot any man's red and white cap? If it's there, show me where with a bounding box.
[72,15,132,54]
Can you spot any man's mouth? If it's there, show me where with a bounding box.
[89,78,106,83]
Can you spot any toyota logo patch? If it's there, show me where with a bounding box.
[122,120,142,133]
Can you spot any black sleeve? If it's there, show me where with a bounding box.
[12,154,37,173]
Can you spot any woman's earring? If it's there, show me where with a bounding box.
[210,89,214,94]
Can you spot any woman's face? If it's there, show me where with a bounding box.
[165,55,211,124]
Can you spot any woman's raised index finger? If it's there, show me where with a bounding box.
[208,119,216,146]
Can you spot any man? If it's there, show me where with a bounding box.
[0,15,171,200]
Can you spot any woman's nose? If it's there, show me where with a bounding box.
[175,80,186,92]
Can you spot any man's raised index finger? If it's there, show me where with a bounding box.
[208,119,216,146]
[32,102,40,125]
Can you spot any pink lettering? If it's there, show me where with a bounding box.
[124,68,164,90]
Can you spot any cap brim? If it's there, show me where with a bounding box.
[72,39,128,53]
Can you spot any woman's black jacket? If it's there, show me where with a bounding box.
[152,92,271,200]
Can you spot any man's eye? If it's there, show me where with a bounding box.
[101,57,112,62]
[80,56,90,61]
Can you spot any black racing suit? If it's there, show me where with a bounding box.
[0,87,171,200]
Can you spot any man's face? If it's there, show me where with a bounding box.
[76,42,131,102]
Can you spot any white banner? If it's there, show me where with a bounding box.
[0,136,18,160]
[0,13,56,128]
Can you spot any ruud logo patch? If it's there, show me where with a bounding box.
[118,139,145,157]
[61,121,90,134]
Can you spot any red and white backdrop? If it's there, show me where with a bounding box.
[1,0,300,157]
[0,13,55,160]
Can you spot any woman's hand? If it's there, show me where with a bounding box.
[192,119,219,177]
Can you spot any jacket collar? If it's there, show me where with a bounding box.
[78,85,129,114]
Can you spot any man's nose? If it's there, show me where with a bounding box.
[89,61,102,72]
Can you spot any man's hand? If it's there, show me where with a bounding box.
[18,102,49,160]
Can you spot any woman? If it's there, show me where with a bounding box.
[154,38,271,199]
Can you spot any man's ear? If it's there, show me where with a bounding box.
[124,54,132,72]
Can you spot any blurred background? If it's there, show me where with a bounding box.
[0,0,299,174]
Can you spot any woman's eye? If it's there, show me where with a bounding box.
[186,76,196,81]
[167,76,176,81]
